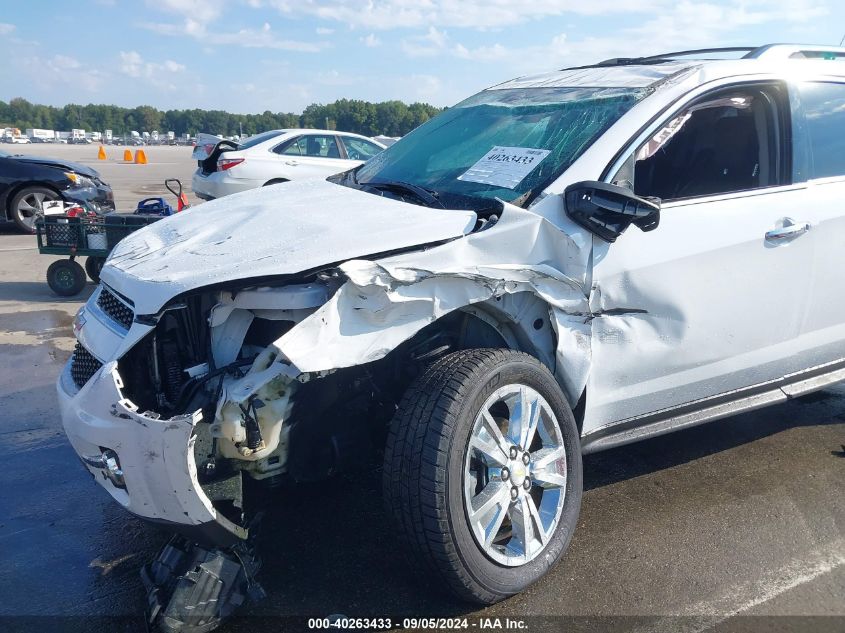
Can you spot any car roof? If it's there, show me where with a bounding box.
[260,129,375,138]
[490,44,845,92]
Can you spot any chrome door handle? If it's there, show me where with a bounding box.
[285,160,298,166]
[765,219,810,241]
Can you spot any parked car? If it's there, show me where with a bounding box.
[60,44,845,629]
[0,149,115,232]
[191,129,386,200]
[10,136,31,144]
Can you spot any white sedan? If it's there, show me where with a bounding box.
[191,129,385,200]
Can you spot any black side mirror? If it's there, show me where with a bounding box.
[564,181,661,243]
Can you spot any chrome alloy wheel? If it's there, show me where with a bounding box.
[16,191,53,230]
[463,384,567,566]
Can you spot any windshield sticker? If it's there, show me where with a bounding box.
[458,146,551,189]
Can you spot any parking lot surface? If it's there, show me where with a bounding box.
[0,153,842,631]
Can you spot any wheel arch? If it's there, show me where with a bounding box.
[391,292,586,429]
[4,181,64,220]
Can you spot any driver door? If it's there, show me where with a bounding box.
[582,81,814,433]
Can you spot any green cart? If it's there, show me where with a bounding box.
[36,214,162,296]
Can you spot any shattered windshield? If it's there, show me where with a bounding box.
[354,86,647,208]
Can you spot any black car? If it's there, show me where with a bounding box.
[0,149,115,232]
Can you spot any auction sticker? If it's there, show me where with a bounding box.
[458,146,550,189]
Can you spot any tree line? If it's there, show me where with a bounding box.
[0,97,443,137]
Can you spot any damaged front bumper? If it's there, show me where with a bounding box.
[57,358,247,546]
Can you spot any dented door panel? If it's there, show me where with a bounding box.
[583,187,814,433]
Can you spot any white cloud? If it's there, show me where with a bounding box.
[146,0,224,25]
[315,69,360,86]
[361,33,381,47]
[140,20,325,52]
[265,0,662,30]
[316,27,335,35]
[12,54,107,93]
[0,23,15,35]
[395,0,832,72]
[119,50,187,91]
[453,43,509,62]
[402,26,449,57]
[49,54,81,70]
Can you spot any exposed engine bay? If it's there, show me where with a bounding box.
[110,272,518,538]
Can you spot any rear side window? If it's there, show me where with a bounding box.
[796,82,845,179]
[238,130,285,149]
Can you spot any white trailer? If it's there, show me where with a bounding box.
[71,128,85,140]
[26,128,56,141]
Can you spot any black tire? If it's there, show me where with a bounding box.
[84,256,105,284]
[383,348,583,604]
[9,186,60,233]
[47,259,87,296]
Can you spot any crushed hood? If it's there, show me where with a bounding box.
[101,179,477,314]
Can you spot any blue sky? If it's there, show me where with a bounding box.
[1,0,843,113]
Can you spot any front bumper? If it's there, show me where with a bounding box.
[57,355,246,546]
[64,182,116,213]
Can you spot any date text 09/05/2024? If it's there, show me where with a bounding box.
[307,617,529,630]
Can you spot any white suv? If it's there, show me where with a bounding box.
[59,44,845,625]
[191,129,385,200]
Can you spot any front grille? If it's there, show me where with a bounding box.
[70,343,103,389]
[97,287,134,329]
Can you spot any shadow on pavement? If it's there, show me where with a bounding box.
[0,281,94,303]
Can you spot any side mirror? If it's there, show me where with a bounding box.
[564,181,660,243]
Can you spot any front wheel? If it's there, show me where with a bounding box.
[383,349,582,604]
[10,186,60,233]
[85,256,105,284]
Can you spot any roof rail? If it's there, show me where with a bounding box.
[593,47,757,67]
[589,44,845,69]
[642,47,758,61]
[744,44,845,60]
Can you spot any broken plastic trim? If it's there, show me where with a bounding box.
[142,532,265,633]
[564,181,661,242]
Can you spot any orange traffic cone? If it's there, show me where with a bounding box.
[97,145,107,160]
[123,149,132,161]
[134,149,147,164]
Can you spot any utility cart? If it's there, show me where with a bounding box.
[36,214,161,296]
[35,179,188,296]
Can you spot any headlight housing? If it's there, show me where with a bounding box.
[64,172,96,188]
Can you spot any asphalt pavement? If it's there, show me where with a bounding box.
[0,150,842,631]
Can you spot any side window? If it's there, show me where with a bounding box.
[343,137,383,161]
[625,86,786,201]
[796,82,845,180]
[274,137,305,156]
[302,135,341,158]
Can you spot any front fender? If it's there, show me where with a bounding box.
[275,201,594,404]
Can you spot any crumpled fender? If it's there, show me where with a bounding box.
[275,199,595,404]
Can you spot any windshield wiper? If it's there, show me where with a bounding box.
[363,180,446,209]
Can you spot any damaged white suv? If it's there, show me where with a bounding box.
[60,44,845,617]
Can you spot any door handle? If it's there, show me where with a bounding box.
[285,160,298,166]
[765,218,810,241]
